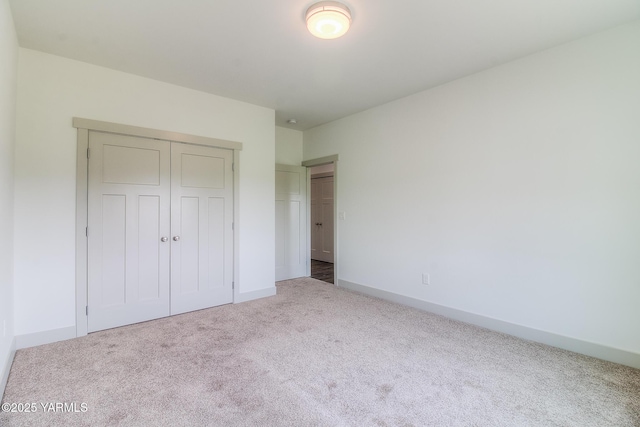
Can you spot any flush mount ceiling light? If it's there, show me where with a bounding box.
[306,1,352,40]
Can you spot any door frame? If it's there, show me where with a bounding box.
[74,118,242,337]
[302,155,339,285]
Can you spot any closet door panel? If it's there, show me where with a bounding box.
[87,132,171,333]
[171,143,233,315]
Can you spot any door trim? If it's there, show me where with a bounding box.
[74,118,243,337]
[75,128,89,337]
[303,155,339,285]
[302,155,338,168]
[73,118,242,151]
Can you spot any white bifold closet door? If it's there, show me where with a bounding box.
[170,142,233,315]
[87,131,233,333]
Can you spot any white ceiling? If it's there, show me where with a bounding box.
[8,0,640,130]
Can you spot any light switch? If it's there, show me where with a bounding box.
[338,211,346,220]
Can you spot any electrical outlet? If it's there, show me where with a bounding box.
[422,273,430,285]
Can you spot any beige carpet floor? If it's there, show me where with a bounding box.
[1,277,639,426]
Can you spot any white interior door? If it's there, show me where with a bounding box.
[170,143,234,315]
[87,132,171,332]
[275,164,307,281]
[311,176,334,263]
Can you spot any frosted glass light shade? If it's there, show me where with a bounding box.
[306,2,352,40]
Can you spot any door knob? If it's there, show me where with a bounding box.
[160,237,168,242]
[173,236,180,241]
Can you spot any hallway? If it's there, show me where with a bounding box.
[310,260,333,284]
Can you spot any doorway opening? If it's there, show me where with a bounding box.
[274,154,339,286]
[309,163,334,284]
[311,260,334,284]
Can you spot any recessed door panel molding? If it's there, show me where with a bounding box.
[275,165,307,281]
[321,179,334,199]
[311,175,334,263]
[207,197,226,291]
[321,201,334,257]
[275,201,286,270]
[171,143,234,315]
[138,195,161,301]
[100,194,126,307]
[179,196,200,294]
[181,154,225,189]
[276,171,301,195]
[102,144,161,185]
[288,201,302,271]
[86,129,235,333]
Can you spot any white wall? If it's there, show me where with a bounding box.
[0,0,18,390]
[275,126,303,165]
[304,21,640,355]
[14,49,275,337]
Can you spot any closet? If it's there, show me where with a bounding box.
[86,130,234,332]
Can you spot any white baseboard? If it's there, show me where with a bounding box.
[1,337,16,399]
[339,279,640,370]
[235,286,277,304]
[15,326,77,350]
